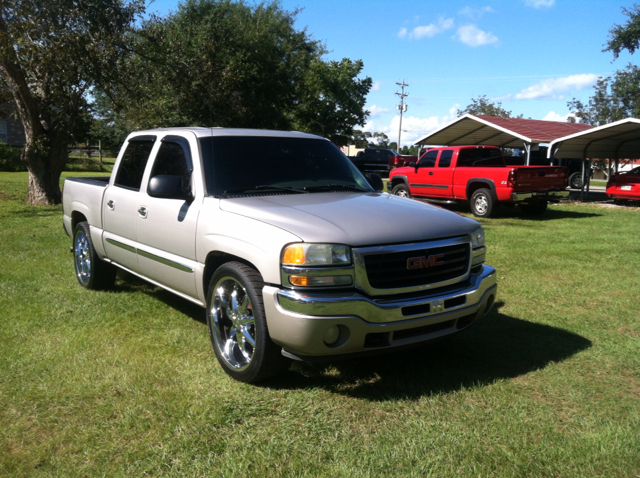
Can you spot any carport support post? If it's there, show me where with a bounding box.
[523,142,531,165]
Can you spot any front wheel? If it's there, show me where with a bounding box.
[470,188,497,218]
[73,221,117,290]
[206,262,289,383]
[391,183,411,198]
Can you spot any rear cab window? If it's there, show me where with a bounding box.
[457,148,504,167]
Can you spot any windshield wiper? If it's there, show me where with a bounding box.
[224,185,308,194]
[304,184,371,192]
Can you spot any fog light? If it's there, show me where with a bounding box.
[323,325,340,346]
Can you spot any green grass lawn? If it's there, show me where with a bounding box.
[1,172,639,477]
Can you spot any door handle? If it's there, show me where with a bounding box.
[138,206,148,218]
[429,171,434,175]
[107,200,115,210]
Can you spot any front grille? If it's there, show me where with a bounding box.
[363,243,470,289]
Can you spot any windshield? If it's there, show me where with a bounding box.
[200,136,373,196]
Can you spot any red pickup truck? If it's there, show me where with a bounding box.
[388,145,569,217]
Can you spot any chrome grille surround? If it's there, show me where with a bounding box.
[353,236,477,296]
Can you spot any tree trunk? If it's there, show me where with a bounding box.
[22,136,69,206]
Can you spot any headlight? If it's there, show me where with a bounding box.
[282,243,351,266]
[471,227,485,249]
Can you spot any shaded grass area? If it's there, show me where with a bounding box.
[1,172,639,477]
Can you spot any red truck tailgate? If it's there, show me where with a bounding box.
[514,166,566,190]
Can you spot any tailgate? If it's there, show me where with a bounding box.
[514,167,566,190]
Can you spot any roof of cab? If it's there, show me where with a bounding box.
[126,127,325,140]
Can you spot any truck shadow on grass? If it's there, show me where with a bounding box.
[438,202,602,221]
[270,301,592,400]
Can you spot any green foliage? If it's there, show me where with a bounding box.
[604,3,640,59]
[457,95,523,118]
[0,0,145,204]
[0,143,24,172]
[568,65,640,125]
[369,132,391,148]
[108,0,371,143]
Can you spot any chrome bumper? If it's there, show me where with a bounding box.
[262,265,497,359]
[510,190,569,202]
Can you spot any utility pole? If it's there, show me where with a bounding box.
[395,80,409,153]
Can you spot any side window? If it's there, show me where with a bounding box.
[418,150,438,168]
[114,139,155,190]
[438,149,454,168]
[150,141,192,194]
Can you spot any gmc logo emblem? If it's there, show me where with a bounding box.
[407,254,445,270]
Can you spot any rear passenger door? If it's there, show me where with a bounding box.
[102,136,156,273]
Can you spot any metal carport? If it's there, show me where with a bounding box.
[414,114,593,165]
[548,117,640,170]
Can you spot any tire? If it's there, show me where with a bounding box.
[206,262,289,383]
[470,188,497,218]
[569,172,583,189]
[73,221,117,290]
[520,200,548,216]
[391,183,411,198]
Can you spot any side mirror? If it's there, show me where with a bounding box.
[366,173,384,192]
[148,175,193,201]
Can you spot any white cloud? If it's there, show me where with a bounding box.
[499,74,599,100]
[524,0,555,8]
[399,17,454,40]
[371,81,382,92]
[456,24,498,47]
[543,111,568,122]
[367,104,390,118]
[364,106,459,146]
[459,6,494,19]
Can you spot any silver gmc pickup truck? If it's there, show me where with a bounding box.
[63,127,497,382]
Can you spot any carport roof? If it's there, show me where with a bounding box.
[414,114,593,148]
[548,117,640,159]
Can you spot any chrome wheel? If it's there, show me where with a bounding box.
[474,194,488,215]
[74,229,92,286]
[210,276,256,370]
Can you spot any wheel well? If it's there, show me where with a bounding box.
[466,181,494,200]
[389,176,408,189]
[71,211,88,231]
[202,252,258,292]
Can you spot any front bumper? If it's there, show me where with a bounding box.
[510,190,569,202]
[262,265,497,360]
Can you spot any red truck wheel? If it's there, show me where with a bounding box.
[470,189,496,218]
[391,183,411,198]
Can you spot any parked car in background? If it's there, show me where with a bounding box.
[351,148,400,175]
[606,166,640,203]
[388,145,569,218]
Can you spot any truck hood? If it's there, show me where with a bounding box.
[219,192,479,246]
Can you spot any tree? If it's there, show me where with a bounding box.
[567,65,640,125]
[109,0,371,144]
[604,3,640,59]
[0,0,144,205]
[457,95,522,118]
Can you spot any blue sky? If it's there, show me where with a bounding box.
[147,0,637,147]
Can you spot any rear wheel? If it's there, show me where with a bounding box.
[206,262,289,383]
[73,221,117,290]
[470,188,497,218]
[391,183,411,198]
[569,172,583,189]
